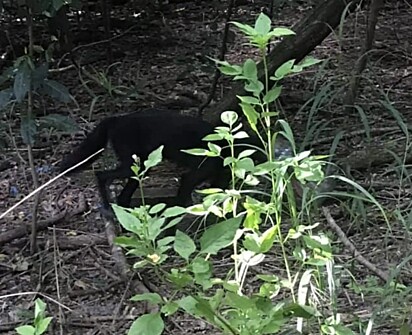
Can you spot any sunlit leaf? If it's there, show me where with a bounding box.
[199,217,242,254]
[127,313,164,335]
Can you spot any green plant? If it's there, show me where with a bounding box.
[0,0,78,252]
[111,13,356,335]
[0,55,76,139]
[15,298,53,335]
[113,146,187,269]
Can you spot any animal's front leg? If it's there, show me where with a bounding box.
[95,163,135,210]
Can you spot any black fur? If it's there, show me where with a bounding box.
[60,112,228,209]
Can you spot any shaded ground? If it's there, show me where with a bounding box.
[1,0,412,334]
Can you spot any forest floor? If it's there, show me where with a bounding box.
[1,0,412,334]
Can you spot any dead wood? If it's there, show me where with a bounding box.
[45,234,107,249]
[322,207,390,282]
[204,0,363,124]
[103,214,159,314]
[341,139,412,171]
[0,195,87,246]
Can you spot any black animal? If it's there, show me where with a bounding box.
[60,112,231,210]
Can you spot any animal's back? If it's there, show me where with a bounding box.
[108,113,215,165]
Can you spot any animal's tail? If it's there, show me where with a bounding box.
[59,118,113,173]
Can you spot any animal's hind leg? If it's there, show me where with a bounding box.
[95,164,134,209]
[117,178,139,207]
[177,159,224,206]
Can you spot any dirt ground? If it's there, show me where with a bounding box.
[1,0,412,334]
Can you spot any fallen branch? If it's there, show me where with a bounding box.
[0,195,87,246]
[103,214,159,314]
[322,207,390,282]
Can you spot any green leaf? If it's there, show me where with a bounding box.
[221,111,238,127]
[147,217,165,240]
[35,316,53,334]
[262,316,286,334]
[38,114,78,132]
[260,226,277,253]
[240,102,259,132]
[177,297,215,323]
[15,325,36,335]
[177,296,198,314]
[220,65,243,76]
[130,293,163,304]
[0,88,14,111]
[399,323,410,335]
[193,298,217,323]
[20,115,37,145]
[297,56,321,69]
[144,146,163,170]
[157,236,174,247]
[199,217,242,254]
[161,302,179,316]
[244,174,260,186]
[268,27,295,38]
[243,233,261,253]
[203,133,224,141]
[213,59,243,76]
[32,63,49,90]
[32,44,44,54]
[207,142,221,155]
[237,95,260,105]
[225,291,256,309]
[223,156,236,167]
[174,230,196,261]
[278,120,295,149]
[238,149,256,159]
[231,21,257,37]
[254,13,271,35]
[42,79,71,103]
[303,235,332,255]
[34,298,46,318]
[127,313,164,335]
[162,216,183,231]
[112,205,142,235]
[259,282,280,298]
[186,204,209,215]
[242,59,258,81]
[149,203,166,214]
[233,131,249,139]
[192,257,211,274]
[283,303,317,318]
[273,60,295,80]
[182,148,210,156]
[14,62,31,103]
[244,80,264,97]
[52,0,66,11]
[243,205,262,230]
[263,86,282,104]
[162,206,186,218]
[235,157,254,172]
[114,236,140,248]
[167,269,194,288]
